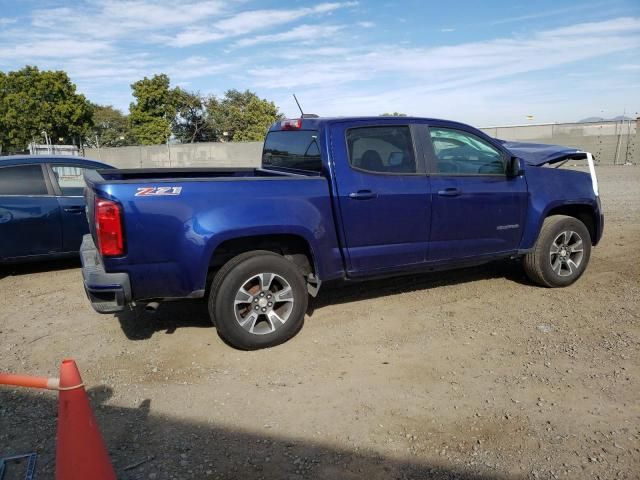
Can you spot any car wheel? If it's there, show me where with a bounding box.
[523,215,591,287]
[209,250,308,350]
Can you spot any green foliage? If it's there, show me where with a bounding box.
[208,89,283,142]
[0,66,93,153]
[129,74,175,145]
[0,67,285,151]
[380,112,408,117]
[173,88,216,143]
[87,104,133,147]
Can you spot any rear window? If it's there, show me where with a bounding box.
[0,164,48,195]
[262,130,321,172]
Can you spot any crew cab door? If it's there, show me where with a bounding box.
[423,125,527,261]
[48,163,95,252]
[0,163,62,259]
[330,122,431,274]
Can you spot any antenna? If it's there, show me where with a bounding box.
[293,94,304,117]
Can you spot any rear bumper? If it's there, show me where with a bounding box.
[80,235,131,313]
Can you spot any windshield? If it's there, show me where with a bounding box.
[262,130,321,172]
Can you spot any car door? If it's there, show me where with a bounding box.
[330,122,431,274]
[0,163,62,260]
[48,163,94,252]
[423,124,527,262]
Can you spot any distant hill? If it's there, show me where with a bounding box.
[579,115,634,122]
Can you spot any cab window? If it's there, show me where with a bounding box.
[262,130,321,172]
[346,126,416,174]
[429,128,505,175]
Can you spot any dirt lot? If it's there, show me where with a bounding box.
[1,166,638,480]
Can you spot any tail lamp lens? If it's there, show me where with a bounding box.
[95,198,124,256]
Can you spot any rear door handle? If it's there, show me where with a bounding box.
[349,190,377,200]
[437,187,461,197]
[64,206,84,213]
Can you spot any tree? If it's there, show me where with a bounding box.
[129,74,175,145]
[172,88,215,143]
[207,89,283,142]
[86,104,133,148]
[380,112,408,117]
[0,66,93,153]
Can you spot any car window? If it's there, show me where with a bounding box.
[262,130,321,172]
[429,128,505,175]
[51,165,92,196]
[346,126,416,174]
[0,164,48,195]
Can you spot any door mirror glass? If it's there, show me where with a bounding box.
[388,152,404,166]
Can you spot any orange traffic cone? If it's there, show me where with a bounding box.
[55,359,116,480]
[0,359,117,479]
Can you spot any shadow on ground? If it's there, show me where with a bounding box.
[114,260,530,342]
[0,389,514,480]
[0,257,80,281]
[308,260,529,313]
[116,300,213,340]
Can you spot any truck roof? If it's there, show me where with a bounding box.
[268,116,474,132]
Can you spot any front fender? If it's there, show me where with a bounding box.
[520,167,600,250]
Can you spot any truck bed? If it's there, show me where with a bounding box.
[83,166,343,301]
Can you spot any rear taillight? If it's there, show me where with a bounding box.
[95,198,124,256]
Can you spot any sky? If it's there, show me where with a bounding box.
[0,0,639,126]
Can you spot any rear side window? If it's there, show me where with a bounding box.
[52,165,92,196]
[262,130,321,172]
[0,164,48,195]
[346,126,416,174]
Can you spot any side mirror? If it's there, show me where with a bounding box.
[507,156,524,178]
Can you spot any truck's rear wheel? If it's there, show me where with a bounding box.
[523,215,591,287]
[209,250,308,349]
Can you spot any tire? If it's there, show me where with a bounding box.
[523,215,592,287]
[208,250,308,349]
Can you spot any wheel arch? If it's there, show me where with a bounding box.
[522,201,600,251]
[544,204,598,244]
[204,231,318,290]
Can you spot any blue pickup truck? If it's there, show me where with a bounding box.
[80,116,603,349]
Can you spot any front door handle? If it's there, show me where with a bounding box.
[437,187,461,197]
[349,190,377,200]
[64,206,84,213]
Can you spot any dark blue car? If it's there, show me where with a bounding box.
[0,155,112,263]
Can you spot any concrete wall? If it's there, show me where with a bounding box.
[83,120,639,168]
[84,141,263,168]
[479,120,638,165]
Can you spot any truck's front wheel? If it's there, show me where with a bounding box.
[209,251,308,349]
[523,215,592,287]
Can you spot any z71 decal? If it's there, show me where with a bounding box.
[135,186,183,197]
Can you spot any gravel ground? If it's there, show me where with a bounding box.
[1,166,638,480]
